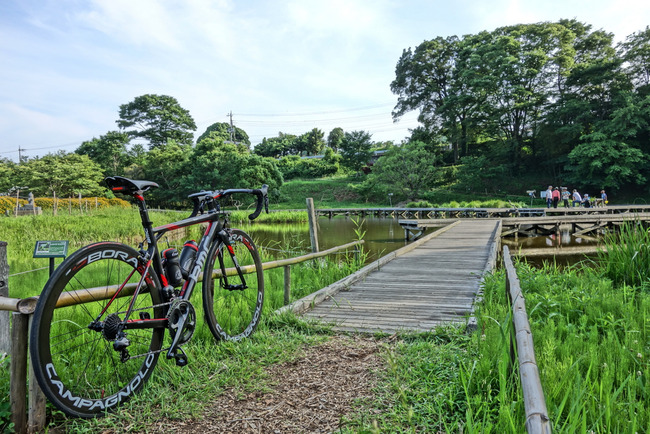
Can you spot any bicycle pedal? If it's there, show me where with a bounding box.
[174,352,188,367]
[167,347,188,367]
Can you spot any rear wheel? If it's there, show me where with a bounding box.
[202,229,264,341]
[29,242,164,418]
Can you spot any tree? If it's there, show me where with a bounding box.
[339,130,373,173]
[140,140,192,204]
[618,26,650,90]
[196,122,250,146]
[76,131,131,176]
[183,135,283,194]
[327,127,344,152]
[298,128,325,156]
[0,158,18,193]
[253,133,297,158]
[23,152,104,197]
[369,141,441,201]
[117,94,196,148]
[391,35,486,163]
[566,132,646,190]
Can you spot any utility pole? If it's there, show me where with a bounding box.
[18,147,25,163]
[227,111,235,142]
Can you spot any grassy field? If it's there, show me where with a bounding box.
[7,246,645,432]
[2,203,647,432]
[275,176,529,209]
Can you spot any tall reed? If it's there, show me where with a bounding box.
[598,221,650,287]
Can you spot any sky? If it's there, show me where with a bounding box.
[1,0,648,162]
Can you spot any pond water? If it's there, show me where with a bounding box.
[243,216,421,263]
[242,216,601,267]
[505,230,603,267]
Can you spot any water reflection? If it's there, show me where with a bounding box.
[241,216,603,267]
[503,229,602,268]
[242,216,426,263]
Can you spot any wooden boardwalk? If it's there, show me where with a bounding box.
[301,220,500,334]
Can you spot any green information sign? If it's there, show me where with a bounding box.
[33,240,69,258]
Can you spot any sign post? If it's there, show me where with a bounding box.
[33,241,69,276]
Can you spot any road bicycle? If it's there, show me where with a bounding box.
[29,176,269,418]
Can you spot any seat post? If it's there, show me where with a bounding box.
[133,191,156,248]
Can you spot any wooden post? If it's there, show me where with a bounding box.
[10,312,28,434]
[283,266,291,305]
[28,315,46,433]
[0,241,9,355]
[503,246,552,434]
[306,198,319,253]
[53,191,57,216]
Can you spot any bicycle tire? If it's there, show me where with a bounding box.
[202,229,264,341]
[30,242,165,418]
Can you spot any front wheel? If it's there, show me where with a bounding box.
[202,229,264,341]
[29,242,165,418]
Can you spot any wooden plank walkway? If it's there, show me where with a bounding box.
[301,220,500,334]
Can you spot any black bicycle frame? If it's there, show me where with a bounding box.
[103,183,265,334]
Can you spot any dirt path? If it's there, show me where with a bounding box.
[153,335,385,433]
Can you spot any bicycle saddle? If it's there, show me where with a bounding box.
[105,176,160,193]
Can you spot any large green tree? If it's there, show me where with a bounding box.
[196,122,250,147]
[23,152,104,197]
[339,130,374,173]
[76,131,131,176]
[370,141,441,201]
[254,133,297,158]
[297,128,325,156]
[0,158,18,193]
[183,135,282,194]
[618,26,650,90]
[327,127,344,152]
[117,94,196,149]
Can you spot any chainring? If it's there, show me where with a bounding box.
[167,299,196,346]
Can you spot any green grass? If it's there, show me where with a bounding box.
[3,207,648,432]
[275,176,370,209]
[275,176,531,209]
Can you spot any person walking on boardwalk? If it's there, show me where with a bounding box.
[561,188,570,208]
[572,189,582,207]
[601,190,608,205]
[545,185,553,208]
[552,187,560,208]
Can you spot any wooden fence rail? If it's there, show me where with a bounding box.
[503,245,552,434]
[0,239,363,433]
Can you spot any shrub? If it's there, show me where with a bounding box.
[405,200,433,208]
[278,157,339,180]
[0,196,130,215]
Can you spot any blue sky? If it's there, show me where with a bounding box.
[1,0,648,161]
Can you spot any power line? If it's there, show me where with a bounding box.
[236,103,395,118]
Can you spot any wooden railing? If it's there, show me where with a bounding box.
[0,240,363,433]
[503,245,552,434]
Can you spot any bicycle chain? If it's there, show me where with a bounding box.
[110,300,176,361]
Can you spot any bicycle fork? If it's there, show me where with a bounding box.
[216,230,248,291]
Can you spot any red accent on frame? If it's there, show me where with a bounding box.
[158,223,182,231]
[204,221,213,236]
[160,273,169,287]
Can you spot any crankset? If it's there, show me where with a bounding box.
[166,299,196,366]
